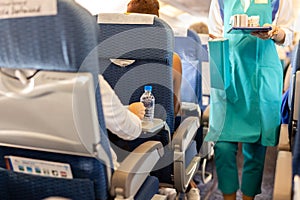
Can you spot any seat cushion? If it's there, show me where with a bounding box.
[134,176,159,200]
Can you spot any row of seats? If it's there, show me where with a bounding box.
[174,29,213,185]
[291,40,300,200]
[273,40,300,200]
[96,13,202,195]
[0,0,208,199]
[0,1,164,199]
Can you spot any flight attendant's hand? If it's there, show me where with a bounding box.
[128,102,146,120]
[251,24,285,44]
[209,33,218,39]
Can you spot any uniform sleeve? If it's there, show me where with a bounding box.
[98,74,142,140]
[208,0,224,37]
[274,0,294,46]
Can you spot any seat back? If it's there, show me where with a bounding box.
[0,0,113,199]
[187,29,209,63]
[187,29,201,44]
[97,13,174,133]
[293,110,300,179]
[289,41,300,121]
[97,13,177,187]
[174,30,203,109]
[286,40,300,150]
[293,39,300,174]
[196,32,210,108]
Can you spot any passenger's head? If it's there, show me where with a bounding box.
[127,0,160,17]
[189,22,209,34]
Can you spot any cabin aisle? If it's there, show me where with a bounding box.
[195,145,278,200]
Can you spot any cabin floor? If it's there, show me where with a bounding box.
[194,145,278,200]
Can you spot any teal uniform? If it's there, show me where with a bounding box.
[206,0,283,196]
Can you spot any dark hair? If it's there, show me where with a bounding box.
[127,0,160,17]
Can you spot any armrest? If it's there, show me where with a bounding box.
[273,151,292,200]
[110,141,164,199]
[202,105,210,125]
[180,102,201,119]
[172,116,200,192]
[172,116,200,152]
[278,124,290,151]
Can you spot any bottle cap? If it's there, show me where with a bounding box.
[144,85,152,91]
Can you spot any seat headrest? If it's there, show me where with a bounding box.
[97,13,174,61]
[173,27,188,37]
[173,28,202,44]
[0,0,99,73]
[97,13,155,24]
[0,0,57,19]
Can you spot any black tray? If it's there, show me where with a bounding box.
[227,26,272,34]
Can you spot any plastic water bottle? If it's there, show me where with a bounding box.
[140,85,155,121]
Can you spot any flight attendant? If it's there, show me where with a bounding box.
[206,0,294,199]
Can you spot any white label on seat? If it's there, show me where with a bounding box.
[98,13,155,24]
[0,0,57,19]
[173,27,188,37]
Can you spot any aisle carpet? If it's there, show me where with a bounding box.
[194,145,277,200]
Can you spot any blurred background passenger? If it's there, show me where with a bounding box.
[189,22,209,35]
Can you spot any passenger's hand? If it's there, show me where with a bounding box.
[128,102,146,120]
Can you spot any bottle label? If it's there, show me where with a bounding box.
[141,98,154,120]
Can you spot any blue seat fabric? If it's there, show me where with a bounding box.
[174,35,203,108]
[0,146,105,200]
[293,111,300,178]
[98,18,175,150]
[97,16,200,188]
[98,16,176,184]
[0,167,95,200]
[0,0,113,199]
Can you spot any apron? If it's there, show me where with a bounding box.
[206,0,283,146]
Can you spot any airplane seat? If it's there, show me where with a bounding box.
[175,29,210,118]
[0,1,163,199]
[288,40,300,146]
[97,13,201,195]
[273,123,292,200]
[273,40,300,200]
[187,29,201,44]
[292,40,300,200]
[293,115,300,199]
[187,29,209,63]
[97,13,175,134]
[174,29,203,150]
[175,29,203,111]
[174,29,213,185]
[0,169,8,199]
[187,29,210,105]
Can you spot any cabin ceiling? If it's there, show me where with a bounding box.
[160,0,211,18]
[159,0,212,29]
